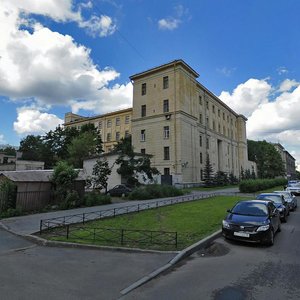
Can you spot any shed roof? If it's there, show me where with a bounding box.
[0,169,86,182]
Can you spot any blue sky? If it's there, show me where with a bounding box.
[1,0,300,169]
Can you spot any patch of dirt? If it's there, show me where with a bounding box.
[196,242,230,257]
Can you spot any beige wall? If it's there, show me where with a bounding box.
[64,109,132,152]
[131,60,250,183]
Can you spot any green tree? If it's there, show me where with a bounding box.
[0,146,16,156]
[19,135,44,161]
[248,140,284,178]
[203,154,214,186]
[114,136,159,186]
[51,161,79,203]
[88,158,112,193]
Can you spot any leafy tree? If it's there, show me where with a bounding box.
[203,154,214,186]
[50,161,79,203]
[114,136,159,186]
[248,140,284,178]
[229,173,238,185]
[214,171,228,186]
[19,135,44,161]
[240,166,245,180]
[0,180,17,212]
[245,169,251,179]
[0,146,16,156]
[88,158,112,193]
[251,166,256,179]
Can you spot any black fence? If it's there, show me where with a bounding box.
[45,224,178,248]
[40,192,224,233]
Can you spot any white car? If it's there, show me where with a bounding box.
[286,182,300,196]
[274,190,297,211]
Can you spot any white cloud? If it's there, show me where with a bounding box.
[13,107,63,135]
[70,82,132,113]
[219,79,271,117]
[219,78,300,168]
[278,79,299,92]
[277,66,289,75]
[79,15,117,37]
[158,18,181,30]
[158,4,189,31]
[217,67,236,77]
[0,134,6,144]
[0,1,129,114]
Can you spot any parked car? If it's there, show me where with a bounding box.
[274,190,297,211]
[107,184,132,197]
[286,181,300,196]
[222,200,281,246]
[256,193,289,222]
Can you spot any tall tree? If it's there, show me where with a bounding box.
[203,154,214,186]
[247,140,284,178]
[19,135,44,161]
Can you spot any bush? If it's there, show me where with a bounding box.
[58,190,81,210]
[0,207,22,218]
[128,184,184,200]
[84,191,111,207]
[239,178,287,193]
[0,180,17,212]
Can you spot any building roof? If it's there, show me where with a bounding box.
[130,59,199,80]
[0,169,86,182]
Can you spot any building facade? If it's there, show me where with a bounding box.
[64,108,132,153]
[130,60,250,185]
[273,143,296,179]
[65,60,253,185]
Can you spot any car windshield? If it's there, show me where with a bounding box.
[231,202,268,216]
[257,195,282,204]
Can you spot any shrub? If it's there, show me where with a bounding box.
[239,178,287,193]
[128,184,184,200]
[0,207,22,218]
[0,180,17,212]
[84,191,111,207]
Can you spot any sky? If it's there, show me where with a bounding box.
[1,0,300,170]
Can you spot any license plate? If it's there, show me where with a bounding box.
[234,232,250,238]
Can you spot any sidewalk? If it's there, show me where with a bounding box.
[0,187,241,236]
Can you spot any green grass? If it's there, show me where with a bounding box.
[43,195,251,251]
[183,185,237,193]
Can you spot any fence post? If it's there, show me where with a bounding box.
[121,229,124,245]
[83,213,85,224]
[138,204,140,212]
[114,208,116,217]
[66,225,69,239]
[39,220,43,235]
[175,232,178,249]
[93,228,96,242]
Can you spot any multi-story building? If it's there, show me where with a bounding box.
[64,108,132,153]
[273,143,296,179]
[65,60,254,185]
[130,60,250,185]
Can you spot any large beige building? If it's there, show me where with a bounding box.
[273,143,296,179]
[65,60,253,185]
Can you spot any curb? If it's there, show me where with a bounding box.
[120,229,222,296]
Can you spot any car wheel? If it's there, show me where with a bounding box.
[266,229,274,246]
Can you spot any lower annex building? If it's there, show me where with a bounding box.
[64,60,255,186]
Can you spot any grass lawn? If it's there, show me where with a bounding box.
[44,195,251,251]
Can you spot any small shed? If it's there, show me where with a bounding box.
[0,170,86,212]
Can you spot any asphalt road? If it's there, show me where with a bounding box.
[122,202,300,300]
[0,228,174,300]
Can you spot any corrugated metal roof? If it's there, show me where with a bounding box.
[0,169,86,182]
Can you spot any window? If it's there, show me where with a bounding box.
[200,152,203,164]
[116,117,120,126]
[199,113,203,124]
[98,121,102,129]
[212,105,215,113]
[125,115,130,124]
[218,109,220,117]
[164,168,170,175]
[125,130,130,137]
[223,112,225,120]
[163,99,169,113]
[141,129,145,141]
[218,124,221,132]
[223,126,226,135]
[199,95,202,105]
[116,132,120,141]
[141,105,146,117]
[206,117,209,128]
[206,137,209,149]
[107,119,112,128]
[213,121,215,131]
[206,101,209,110]
[163,76,169,89]
[164,147,170,160]
[164,126,170,139]
[200,135,202,147]
[141,148,146,154]
[107,133,111,142]
[200,169,203,181]
[227,115,229,122]
[141,83,146,95]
